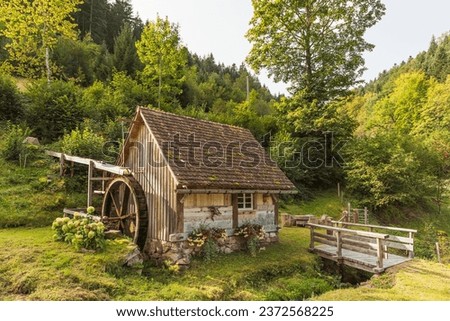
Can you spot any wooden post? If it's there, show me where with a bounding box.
[309,226,315,250]
[409,232,415,258]
[336,231,342,258]
[347,202,351,219]
[376,238,384,270]
[271,194,279,227]
[87,161,94,208]
[70,161,74,177]
[59,153,65,177]
[281,214,291,227]
[364,207,368,225]
[101,171,106,193]
[232,194,238,229]
[436,242,441,264]
[353,210,358,223]
[176,194,185,233]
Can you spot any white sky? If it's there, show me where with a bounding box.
[131,0,450,96]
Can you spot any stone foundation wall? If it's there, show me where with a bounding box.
[144,232,279,268]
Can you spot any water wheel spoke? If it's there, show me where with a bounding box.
[110,192,122,218]
[120,187,130,216]
[119,219,126,230]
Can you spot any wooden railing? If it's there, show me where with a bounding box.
[308,223,389,270]
[331,221,417,259]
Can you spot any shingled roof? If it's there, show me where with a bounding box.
[136,107,296,192]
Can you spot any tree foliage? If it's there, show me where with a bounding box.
[0,73,23,121]
[136,17,188,109]
[24,80,82,142]
[342,34,450,212]
[0,0,82,79]
[74,0,109,45]
[246,0,385,102]
[113,23,140,77]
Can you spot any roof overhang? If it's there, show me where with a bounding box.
[176,189,298,194]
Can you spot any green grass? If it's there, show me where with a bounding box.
[1,157,450,301]
[313,260,450,300]
[0,226,336,301]
[280,190,345,219]
[0,158,85,228]
[2,227,450,301]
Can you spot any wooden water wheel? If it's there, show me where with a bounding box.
[101,176,148,250]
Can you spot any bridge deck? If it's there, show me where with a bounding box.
[313,244,412,273]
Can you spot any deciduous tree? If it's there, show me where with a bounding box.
[136,16,187,109]
[0,0,82,80]
[246,0,385,103]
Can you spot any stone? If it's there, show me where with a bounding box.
[104,230,122,240]
[124,248,144,267]
[223,247,233,254]
[22,137,40,146]
[176,257,190,265]
[164,251,181,264]
[162,242,172,253]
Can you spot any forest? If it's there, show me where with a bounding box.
[0,0,449,278]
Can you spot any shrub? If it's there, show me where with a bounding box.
[79,81,128,124]
[0,123,38,166]
[415,223,438,260]
[52,212,106,251]
[60,127,106,160]
[24,79,82,142]
[0,74,23,121]
[345,133,435,209]
[234,223,265,257]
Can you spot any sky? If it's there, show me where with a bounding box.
[130,0,450,96]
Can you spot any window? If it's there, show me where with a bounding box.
[237,193,253,210]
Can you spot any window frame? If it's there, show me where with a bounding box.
[237,193,253,211]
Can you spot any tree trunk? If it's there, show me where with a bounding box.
[46,47,51,82]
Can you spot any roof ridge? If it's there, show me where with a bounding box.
[138,106,251,133]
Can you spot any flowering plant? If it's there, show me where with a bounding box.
[234,223,265,239]
[187,226,227,262]
[187,226,227,248]
[234,223,266,257]
[52,213,105,251]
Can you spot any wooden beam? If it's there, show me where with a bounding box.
[63,208,100,221]
[89,177,113,181]
[271,194,279,227]
[376,238,384,269]
[313,236,337,248]
[176,194,185,233]
[307,223,389,239]
[59,153,65,177]
[336,231,342,259]
[46,151,132,176]
[331,220,417,234]
[309,226,315,250]
[176,188,298,195]
[232,194,238,229]
[87,161,94,208]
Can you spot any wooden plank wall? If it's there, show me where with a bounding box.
[124,124,177,241]
[183,193,277,233]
